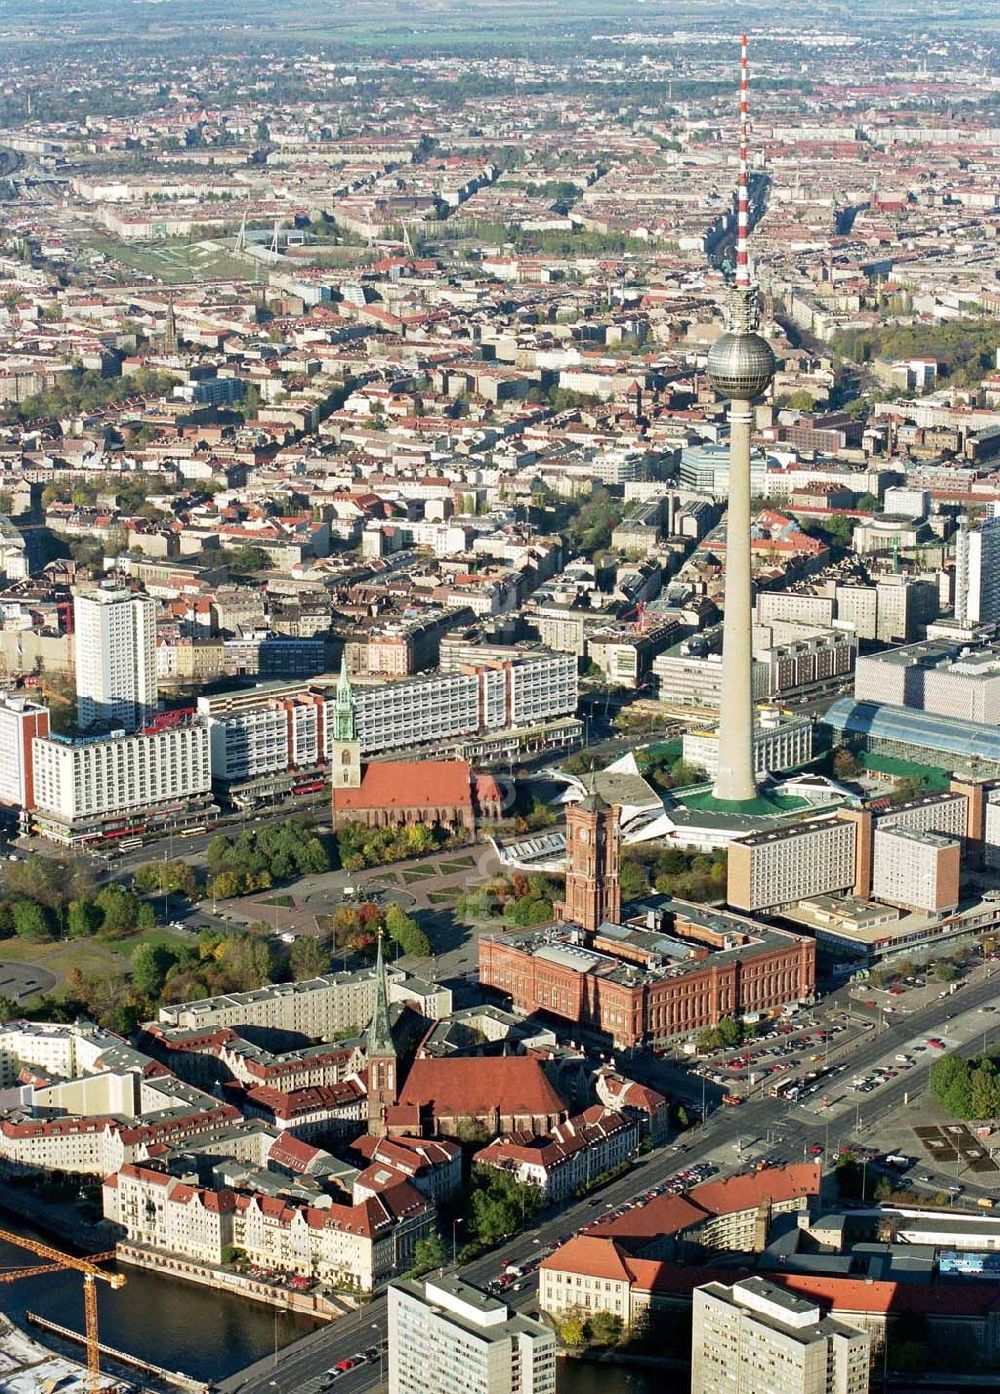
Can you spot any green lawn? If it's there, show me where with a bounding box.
[859,753,950,790]
[427,891,459,905]
[0,926,191,994]
[679,790,811,817]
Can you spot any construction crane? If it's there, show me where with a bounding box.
[0,1226,124,1394]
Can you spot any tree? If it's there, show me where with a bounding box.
[587,1310,623,1346]
[384,902,431,958]
[227,545,271,575]
[94,885,146,938]
[831,747,862,780]
[12,900,51,941]
[933,960,957,983]
[890,775,929,806]
[467,1167,540,1246]
[218,933,273,991]
[4,854,93,911]
[289,936,330,980]
[0,995,17,1020]
[556,1310,586,1347]
[410,1233,447,1276]
[131,942,178,998]
[66,899,103,938]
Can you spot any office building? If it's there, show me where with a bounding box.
[30,717,212,844]
[678,441,768,496]
[388,1277,556,1394]
[955,513,1000,628]
[871,827,960,913]
[727,818,857,913]
[74,588,158,731]
[822,699,1000,778]
[704,34,776,803]
[683,710,812,783]
[0,693,49,810]
[691,1277,870,1394]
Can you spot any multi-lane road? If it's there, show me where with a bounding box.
[220,967,1000,1394]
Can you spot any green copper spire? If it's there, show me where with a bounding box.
[366,930,395,1059]
[333,650,355,742]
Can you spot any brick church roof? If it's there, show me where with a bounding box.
[333,758,473,814]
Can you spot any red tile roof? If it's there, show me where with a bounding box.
[688,1163,821,1218]
[333,759,472,813]
[398,1056,566,1121]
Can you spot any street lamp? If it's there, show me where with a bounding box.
[452,1217,463,1266]
[372,1323,384,1387]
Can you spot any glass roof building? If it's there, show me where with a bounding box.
[821,697,1000,774]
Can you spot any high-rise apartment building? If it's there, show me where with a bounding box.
[727,818,857,913]
[692,1277,870,1394]
[74,588,157,731]
[871,827,960,913]
[388,1277,556,1394]
[31,720,211,843]
[955,511,1000,628]
[0,693,50,810]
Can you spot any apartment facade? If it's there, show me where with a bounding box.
[156,967,452,1038]
[955,514,1000,628]
[388,1278,557,1394]
[30,719,213,843]
[727,819,857,914]
[0,693,50,810]
[691,1278,870,1394]
[473,1105,640,1202]
[870,828,961,913]
[350,653,577,756]
[105,1161,433,1290]
[74,588,158,730]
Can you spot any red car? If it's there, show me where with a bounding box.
[809,1143,824,1156]
[336,1360,357,1372]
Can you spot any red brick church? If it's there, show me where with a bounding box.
[328,657,502,837]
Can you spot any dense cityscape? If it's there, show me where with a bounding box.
[2,2,1000,1393]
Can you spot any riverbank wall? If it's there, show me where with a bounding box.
[117,1242,352,1320]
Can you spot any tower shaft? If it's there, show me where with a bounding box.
[713,400,756,802]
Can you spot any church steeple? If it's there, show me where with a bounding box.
[333,650,356,742]
[366,931,396,1136]
[163,297,178,353]
[329,651,361,790]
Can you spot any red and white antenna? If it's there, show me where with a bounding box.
[736,31,751,288]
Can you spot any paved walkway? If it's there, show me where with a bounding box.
[215,842,502,945]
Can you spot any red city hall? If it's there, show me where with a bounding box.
[480,798,814,1048]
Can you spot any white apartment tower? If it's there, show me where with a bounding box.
[0,693,50,810]
[692,1278,870,1394]
[955,511,1000,628]
[74,588,158,731]
[389,1278,556,1394]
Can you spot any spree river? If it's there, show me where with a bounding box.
[0,1216,660,1393]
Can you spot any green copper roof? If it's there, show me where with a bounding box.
[333,650,356,743]
[366,932,396,1059]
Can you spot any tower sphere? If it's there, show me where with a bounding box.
[707,329,776,401]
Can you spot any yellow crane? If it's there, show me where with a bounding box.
[0,1226,124,1394]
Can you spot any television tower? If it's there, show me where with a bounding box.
[707,33,776,803]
